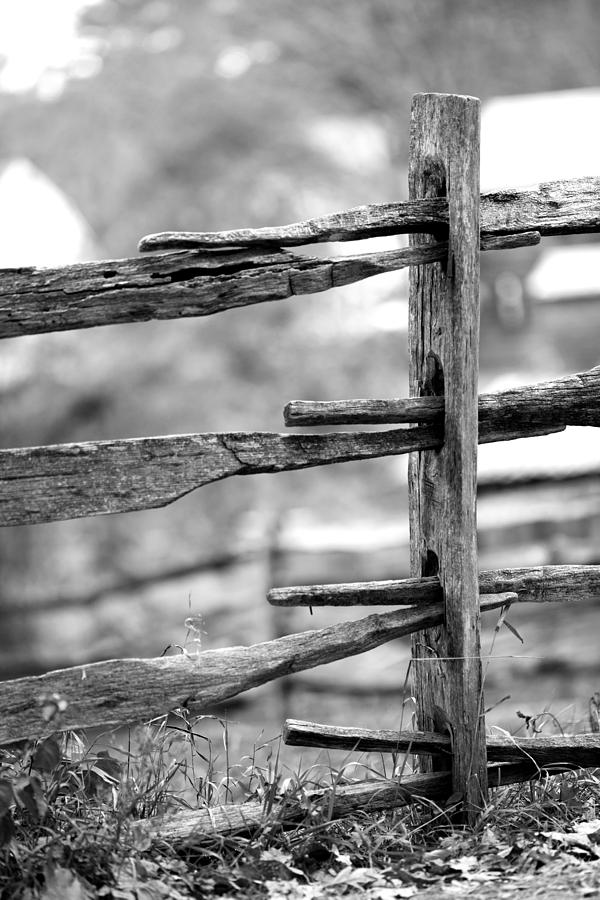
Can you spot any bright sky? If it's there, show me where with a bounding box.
[0,0,102,98]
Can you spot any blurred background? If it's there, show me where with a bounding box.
[1,0,600,747]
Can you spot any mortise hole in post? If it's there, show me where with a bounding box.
[421,549,439,578]
[420,352,445,453]
[421,351,445,398]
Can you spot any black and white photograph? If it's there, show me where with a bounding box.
[1,2,600,896]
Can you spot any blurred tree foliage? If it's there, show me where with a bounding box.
[3,0,600,254]
[1,0,600,670]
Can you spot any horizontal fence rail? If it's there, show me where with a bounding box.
[3,356,597,526]
[0,430,432,526]
[0,592,515,745]
[140,761,573,846]
[0,418,565,526]
[267,564,600,607]
[139,176,600,250]
[283,720,600,768]
[0,233,534,340]
[4,356,598,523]
[2,176,599,340]
[2,560,597,744]
[284,366,600,428]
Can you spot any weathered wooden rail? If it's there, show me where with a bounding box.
[0,418,566,526]
[284,366,600,427]
[140,759,569,847]
[284,720,600,769]
[0,592,517,746]
[268,564,600,608]
[3,173,599,339]
[139,176,600,250]
[139,759,574,847]
[1,91,600,835]
[0,232,537,339]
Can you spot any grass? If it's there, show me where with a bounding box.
[1,708,600,899]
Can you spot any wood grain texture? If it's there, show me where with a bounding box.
[143,773,457,844]
[3,176,598,339]
[0,245,426,339]
[0,233,536,340]
[142,761,564,845]
[138,175,600,251]
[0,428,441,526]
[1,418,563,527]
[0,594,512,746]
[283,719,600,768]
[268,565,600,607]
[408,93,486,812]
[284,365,600,427]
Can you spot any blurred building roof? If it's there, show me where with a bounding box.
[481,87,600,191]
[0,157,98,266]
[478,426,600,487]
[481,90,600,306]
[526,244,600,303]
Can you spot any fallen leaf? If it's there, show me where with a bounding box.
[574,819,600,838]
[13,775,47,821]
[0,779,14,817]
[448,855,479,875]
[32,737,61,773]
[542,830,600,857]
[41,865,92,900]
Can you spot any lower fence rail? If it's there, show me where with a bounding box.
[142,760,577,847]
[284,719,600,769]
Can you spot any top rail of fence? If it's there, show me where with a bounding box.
[1,176,599,339]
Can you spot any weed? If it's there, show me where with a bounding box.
[0,710,599,898]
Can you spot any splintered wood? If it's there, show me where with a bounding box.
[0,428,454,525]
[3,176,600,339]
[267,564,600,607]
[0,232,536,340]
[283,719,600,769]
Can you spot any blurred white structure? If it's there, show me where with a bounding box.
[0,158,99,397]
[0,0,103,100]
[0,157,97,266]
[526,244,600,303]
[303,90,600,335]
[481,88,600,313]
[480,87,600,191]
[478,426,600,485]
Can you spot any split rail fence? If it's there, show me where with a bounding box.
[2,92,600,832]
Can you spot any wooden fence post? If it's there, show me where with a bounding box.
[408,93,487,817]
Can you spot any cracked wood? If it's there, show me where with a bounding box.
[0,428,441,525]
[0,419,563,526]
[283,719,600,768]
[2,176,598,340]
[141,761,564,845]
[139,176,600,250]
[267,564,600,607]
[284,366,600,427]
[0,593,511,745]
[408,93,487,812]
[1,233,536,339]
